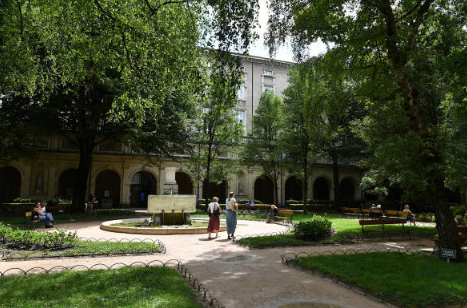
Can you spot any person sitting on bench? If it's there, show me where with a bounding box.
[33,202,54,228]
[403,204,416,225]
[267,204,279,223]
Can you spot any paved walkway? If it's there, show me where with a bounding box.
[0,218,436,308]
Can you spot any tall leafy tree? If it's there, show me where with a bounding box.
[243,91,285,205]
[267,0,467,259]
[0,0,259,211]
[188,51,244,205]
[281,68,313,206]
[300,55,365,205]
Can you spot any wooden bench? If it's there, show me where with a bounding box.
[47,204,71,213]
[385,210,415,224]
[341,208,362,218]
[385,210,409,218]
[25,211,41,228]
[361,209,384,220]
[272,210,294,225]
[359,218,410,239]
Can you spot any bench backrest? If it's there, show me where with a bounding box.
[25,211,33,218]
[385,210,398,216]
[359,218,407,225]
[397,211,409,216]
[362,209,383,214]
[278,210,294,216]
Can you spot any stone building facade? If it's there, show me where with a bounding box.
[0,55,362,207]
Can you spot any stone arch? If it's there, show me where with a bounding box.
[313,177,330,200]
[285,176,302,202]
[92,166,123,182]
[0,166,21,203]
[340,177,356,201]
[202,180,227,202]
[130,171,157,208]
[58,168,79,200]
[254,174,274,204]
[95,170,121,208]
[176,171,193,195]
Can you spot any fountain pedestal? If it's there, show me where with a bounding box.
[147,194,196,226]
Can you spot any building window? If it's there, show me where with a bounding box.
[262,85,274,93]
[236,110,245,124]
[238,83,246,100]
[264,70,273,76]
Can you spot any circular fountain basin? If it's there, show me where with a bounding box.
[100,218,227,235]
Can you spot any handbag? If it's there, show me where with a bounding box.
[211,203,220,216]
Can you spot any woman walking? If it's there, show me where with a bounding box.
[225,192,238,240]
[207,197,222,239]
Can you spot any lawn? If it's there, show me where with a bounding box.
[1,241,161,260]
[292,252,467,306]
[238,214,437,247]
[0,266,202,308]
[0,210,140,228]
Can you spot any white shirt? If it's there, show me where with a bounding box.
[208,202,219,213]
[225,198,236,210]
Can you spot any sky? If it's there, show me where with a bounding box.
[247,0,328,62]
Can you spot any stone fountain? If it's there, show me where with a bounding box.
[100,194,226,235]
[146,194,196,226]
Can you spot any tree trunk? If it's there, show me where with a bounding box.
[332,154,340,207]
[203,145,213,209]
[302,155,308,209]
[72,140,94,213]
[275,178,280,206]
[432,177,464,261]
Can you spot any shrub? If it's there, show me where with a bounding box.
[450,205,466,216]
[0,223,78,249]
[293,215,332,241]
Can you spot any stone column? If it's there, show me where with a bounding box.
[163,167,178,195]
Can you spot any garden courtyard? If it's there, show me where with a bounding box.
[2,212,463,308]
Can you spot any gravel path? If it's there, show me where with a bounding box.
[0,219,436,308]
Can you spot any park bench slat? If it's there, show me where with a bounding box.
[359,218,410,239]
[272,210,293,225]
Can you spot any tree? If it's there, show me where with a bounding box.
[294,55,365,205]
[243,90,285,205]
[188,51,244,205]
[0,0,259,212]
[281,67,313,206]
[267,0,467,260]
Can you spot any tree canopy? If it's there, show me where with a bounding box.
[266,0,467,259]
[0,0,260,210]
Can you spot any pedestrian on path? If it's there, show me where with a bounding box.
[225,192,238,240]
[207,197,222,239]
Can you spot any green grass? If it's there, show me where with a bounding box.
[238,214,437,247]
[239,234,308,247]
[293,252,467,305]
[0,266,202,308]
[1,241,161,259]
[0,212,140,228]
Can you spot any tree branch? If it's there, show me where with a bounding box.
[142,0,190,16]
[395,0,423,22]
[15,0,24,39]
